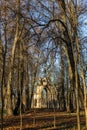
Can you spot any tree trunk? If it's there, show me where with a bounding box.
[6,34,18,115]
[62,46,75,112]
[6,0,20,115]
[75,63,81,130]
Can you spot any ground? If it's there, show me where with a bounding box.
[1,109,86,130]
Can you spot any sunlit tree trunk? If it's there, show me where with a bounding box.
[20,53,24,130]
[80,69,87,126]
[76,33,87,127]
[6,0,20,115]
[26,57,30,110]
[75,59,81,130]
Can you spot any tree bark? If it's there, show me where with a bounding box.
[6,0,21,115]
[75,62,81,130]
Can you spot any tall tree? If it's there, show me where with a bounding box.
[6,0,21,115]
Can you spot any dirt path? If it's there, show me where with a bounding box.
[1,110,85,130]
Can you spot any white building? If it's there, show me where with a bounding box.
[32,78,58,108]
